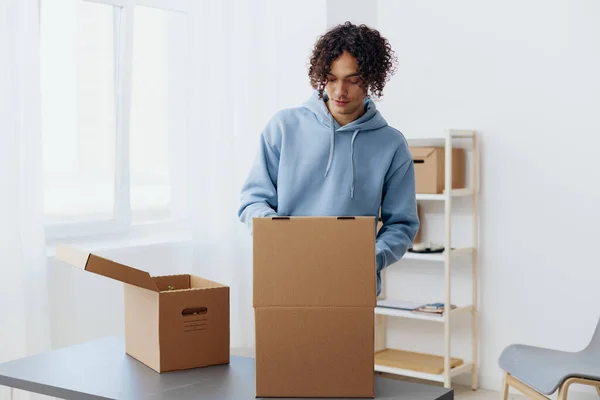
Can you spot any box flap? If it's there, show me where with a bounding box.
[190,275,228,289]
[56,244,159,292]
[253,217,376,307]
[410,147,436,160]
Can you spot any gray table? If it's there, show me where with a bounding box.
[0,336,453,399]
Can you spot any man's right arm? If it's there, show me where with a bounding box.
[237,129,280,234]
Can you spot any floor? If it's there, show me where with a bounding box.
[440,384,503,400]
[378,373,518,400]
[231,347,521,399]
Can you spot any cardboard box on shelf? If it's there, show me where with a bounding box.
[253,216,376,398]
[55,244,230,373]
[410,147,465,194]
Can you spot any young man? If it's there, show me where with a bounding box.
[238,22,419,295]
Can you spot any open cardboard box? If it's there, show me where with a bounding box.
[55,244,230,373]
[253,216,376,398]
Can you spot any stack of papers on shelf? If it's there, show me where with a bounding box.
[376,299,425,311]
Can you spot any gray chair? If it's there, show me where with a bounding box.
[498,316,600,399]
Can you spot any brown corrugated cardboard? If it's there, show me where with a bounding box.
[55,244,229,373]
[410,147,465,194]
[255,308,374,398]
[253,216,376,398]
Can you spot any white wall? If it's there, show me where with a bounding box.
[327,0,376,28]
[336,0,600,396]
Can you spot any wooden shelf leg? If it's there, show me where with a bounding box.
[471,133,479,391]
[443,129,452,389]
[375,314,386,353]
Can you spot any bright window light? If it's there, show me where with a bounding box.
[130,5,189,222]
[40,0,190,237]
[41,1,117,224]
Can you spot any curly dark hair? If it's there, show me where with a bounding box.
[308,21,397,100]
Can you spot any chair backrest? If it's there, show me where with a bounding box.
[584,315,600,354]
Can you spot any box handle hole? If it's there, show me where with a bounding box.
[413,159,425,164]
[182,307,207,316]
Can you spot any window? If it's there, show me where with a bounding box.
[41,1,118,225]
[40,0,190,239]
[130,5,189,223]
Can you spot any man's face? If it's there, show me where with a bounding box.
[324,50,367,123]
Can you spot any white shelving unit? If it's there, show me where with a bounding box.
[374,129,479,390]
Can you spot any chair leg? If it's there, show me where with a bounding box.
[502,373,600,400]
[556,377,600,400]
[557,378,579,400]
[500,372,509,400]
[557,382,569,400]
[557,377,600,400]
[504,373,549,400]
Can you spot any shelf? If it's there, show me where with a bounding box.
[378,129,479,389]
[416,188,474,201]
[375,304,472,322]
[405,134,476,151]
[374,349,468,381]
[449,130,477,138]
[403,247,475,262]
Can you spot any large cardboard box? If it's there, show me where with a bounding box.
[55,244,230,373]
[410,147,465,194]
[253,216,376,398]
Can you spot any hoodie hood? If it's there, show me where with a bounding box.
[302,90,388,198]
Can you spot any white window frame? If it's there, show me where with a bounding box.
[44,0,191,241]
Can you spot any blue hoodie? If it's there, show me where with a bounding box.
[238,90,420,295]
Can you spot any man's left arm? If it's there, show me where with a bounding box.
[376,156,420,273]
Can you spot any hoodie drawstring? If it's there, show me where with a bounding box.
[350,129,360,199]
[324,113,335,177]
[323,114,361,199]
